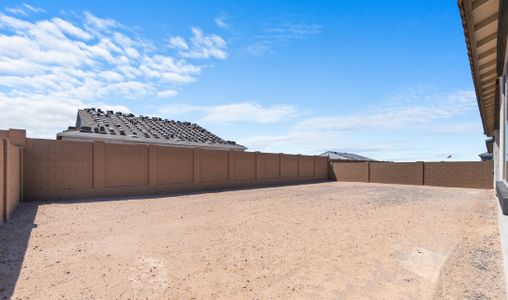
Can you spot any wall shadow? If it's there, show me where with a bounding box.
[0,202,38,299]
[41,179,329,205]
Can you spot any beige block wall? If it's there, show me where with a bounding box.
[0,129,26,147]
[230,151,256,181]
[315,157,329,179]
[257,153,280,180]
[106,144,148,187]
[281,154,299,179]
[370,162,424,185]
[24,139,93,191]
[299,156,315,178]
[1,137,22,223]
[22,138,328,201]
[332,162,369,182]
[424,161,493,189]
[157,147,194,184]
[330,161,493,189]
[0,139,4,223]
[200,149,229,183]
[6,142,20,218]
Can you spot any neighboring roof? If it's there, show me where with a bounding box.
[458,0,508,136]
[486,136,494,153]
[479,152,494,160]
[57,108,246,151]
[319,151,375,161]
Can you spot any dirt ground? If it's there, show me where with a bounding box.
[0,182,506,299]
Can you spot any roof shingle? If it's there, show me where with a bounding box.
[57,108,246,150]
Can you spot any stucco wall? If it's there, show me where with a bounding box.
[23,138,328,201]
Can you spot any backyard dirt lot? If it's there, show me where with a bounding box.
[0,182,506,299]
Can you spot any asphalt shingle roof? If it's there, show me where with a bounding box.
[57,108,246,150]
[319,151,375,161]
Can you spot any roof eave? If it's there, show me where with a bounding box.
[458,0,492,136]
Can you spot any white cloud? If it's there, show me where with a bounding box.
[169,27,227,59]
[214,16,229,29]
[238,89,479,158]
[52,17,92,40]
[0,10,227,137]
[296,90,476,131]
[168,36,189,50]
[156,89,178,98]
[6,3,45,17]
[83,11,117,30]
[161,102,298,124]
[247,22,322,56]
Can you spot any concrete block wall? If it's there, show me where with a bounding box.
[23,138,329,201]
[331,161,494,189]
[331,162,369,182]
[0,139,4,223]
[370,162,424,185]
[6,143,21,218]
[0,133,23,224]
[424,161,494,189]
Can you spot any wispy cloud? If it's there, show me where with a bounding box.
[214,16,229,29]
[238,89,479,159]
[161,102,299,124]
[296,90,476,131]
[0,9,226,137]
[6,3,44,17]
[169,27,227,59]
[247,22,322,56]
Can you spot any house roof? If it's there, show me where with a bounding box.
[479,152,494,159]
[458,0,508,136]
[57,108,246,151]
[319,151,375,161]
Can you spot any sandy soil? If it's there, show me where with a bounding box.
[0,182,505,299]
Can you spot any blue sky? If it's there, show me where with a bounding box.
[0,0,485,161]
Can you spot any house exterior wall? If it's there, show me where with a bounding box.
[23,138,329,201]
